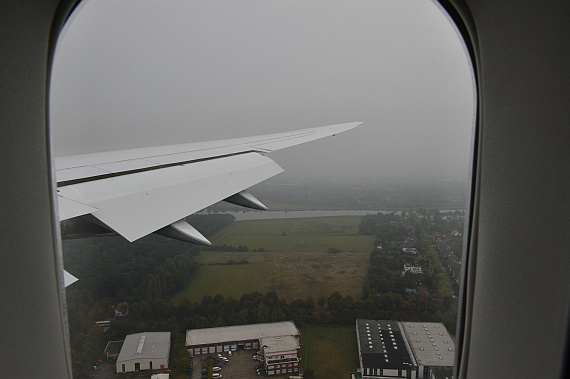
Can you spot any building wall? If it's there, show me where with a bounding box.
[188,338,261,355]
[266,361,299,376]
[116,358,168,373]
[362,367,417,379]
[262,348,300,375]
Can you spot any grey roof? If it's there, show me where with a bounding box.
[356,320,415,370]
[117,332,171,362]
[400,322,455,367]
[260,336,299,355]
[186,321,299,346]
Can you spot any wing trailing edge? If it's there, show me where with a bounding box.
[55,122,363,242]
[58,152,282,241]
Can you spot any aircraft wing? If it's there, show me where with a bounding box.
[55,122,361,244]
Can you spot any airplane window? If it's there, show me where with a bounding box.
[50,1,475,378]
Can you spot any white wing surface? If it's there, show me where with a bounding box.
[56,122,361,242]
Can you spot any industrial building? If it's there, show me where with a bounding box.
[400,322,454,378]
[356,319,417,379]
[116,332,171,373]
[356,320,455,379]
[185,321,299,356]
[186,321,300,376]
[259,335,300,375]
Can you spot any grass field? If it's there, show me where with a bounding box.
[211,216,374,253]
[300,326,360,379]
[174,216,374,303]
[185,250,369,301]
[173,263,264,304]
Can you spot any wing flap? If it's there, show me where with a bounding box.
[57,152,282,241]
[57,195,99,221]
[63,270,78,287]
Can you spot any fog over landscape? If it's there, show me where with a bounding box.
[50,0,475,182]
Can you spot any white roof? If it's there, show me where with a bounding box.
[401,322,455,367]
[260,336,299,355]
[186,321,299,346]
[117,332,171,362]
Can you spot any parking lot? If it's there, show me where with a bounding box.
[192,349,296,379]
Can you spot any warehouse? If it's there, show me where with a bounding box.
[116,332,171,373]
[356,319,417,379]
[259,335,300,376]
[400,322,455,379]
[185,321,300,356]
[356,320,455,379]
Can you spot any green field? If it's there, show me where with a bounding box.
[174,216,374,302]
[211,216,374,253]
[182,250,369,301]
[300,326,360,379]
[173,263,264,304]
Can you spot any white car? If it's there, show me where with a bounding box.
[217,354,229,362]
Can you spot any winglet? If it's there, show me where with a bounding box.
[223,190,267,211]
[154,219,211,245]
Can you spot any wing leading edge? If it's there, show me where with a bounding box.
[56,122,362,244]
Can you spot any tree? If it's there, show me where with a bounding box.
[206,358,214,379]
[175,356,192,373]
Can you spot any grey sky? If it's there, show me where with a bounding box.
[50,0,475,182]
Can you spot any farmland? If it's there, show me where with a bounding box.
[173,263,265,304]
[210,216,374,253]
[175,216,374,302]
[181,250,368,302]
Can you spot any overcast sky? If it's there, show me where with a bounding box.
[50,0,475,182]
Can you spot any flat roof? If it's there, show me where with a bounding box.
[186,321,299,346]
[117,332,171,362]
[400,322,455,367]
[356,320,415,370]
[260,336,299,355]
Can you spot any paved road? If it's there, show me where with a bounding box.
[88,360,118,379]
